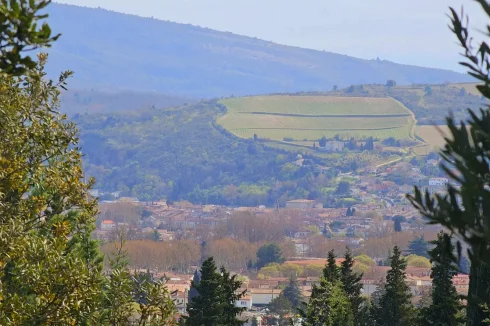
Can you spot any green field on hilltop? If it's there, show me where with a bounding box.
[220,95,409,116]
[218,95,415,141]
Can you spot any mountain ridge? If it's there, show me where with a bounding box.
[45,3,473,98]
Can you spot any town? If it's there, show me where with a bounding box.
[93,153,465,323]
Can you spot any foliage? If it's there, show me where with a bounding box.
[101,236,135,324]
[420,232,464,326]
[407,3,490,325]
[282,277,303,310]
[269,294,292,316]
[185,257,245,326]
[256,243,285,269]
[0,52,104,324]
[354,254,375,267]
[371,246,416,326]
[74,99,338,206]
[407,235,430,258]
[0,0,60,75]
[219,266,247,326]
[324,250,340,283]
[101,235,178,325]
[341,248,364,324]
[101,239,201,273]
[406,255,431,268]
[336,181,351,196]
[300,278,354,326]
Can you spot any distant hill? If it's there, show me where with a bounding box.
[59,88,194,116]
[45,4,472,98]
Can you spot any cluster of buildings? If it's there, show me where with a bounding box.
[160,265,468,323]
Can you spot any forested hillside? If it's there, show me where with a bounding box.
[45,3,471,98]
[75,101,337,205]
[75,82,482,205]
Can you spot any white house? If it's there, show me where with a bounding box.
[429,177,448,187]
[235,295,252,310]
[324,141,344,152]
[100,220,115,231]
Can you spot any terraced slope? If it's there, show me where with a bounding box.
[218,95,415,140]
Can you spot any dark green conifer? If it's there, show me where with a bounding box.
[301,278,354,326]
[421,232,464,326]
[341,248,364,324]
[282,276,303,310]
[373,246,416,326]
[324,249,340,283]
[185,257,245,326]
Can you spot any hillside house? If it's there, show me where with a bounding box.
[101,220,115,231]
[324,141,344,152]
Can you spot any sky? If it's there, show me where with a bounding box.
[56,0,487,72]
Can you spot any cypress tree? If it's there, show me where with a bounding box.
[421,232,464,326]
[324,249,340,283]
[341,248,364,323]
[373,246,416,326]
[282,276,303,310]
[185,257,245,326]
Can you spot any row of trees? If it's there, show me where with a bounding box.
[100,230,437,276]
[298,233,464,326]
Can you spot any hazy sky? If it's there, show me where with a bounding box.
[56,0,487,72]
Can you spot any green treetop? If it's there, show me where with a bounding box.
[372,246,416,326]
[185,257,245,326]
[256,243,285,269]
[341,248,364,324]
[300,277,354,326]
[421,232,464,326]
[407,235,430,258]
[282,277,303,310]
[324,249,340,283]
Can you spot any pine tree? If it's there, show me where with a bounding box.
[341,248,364,324]
[373,246,416,326]
[407,235,430,258]
[282,277,303,310]
[185,257,245,326]
[421,232,464,326]
[324,250,340,283]
[219,266,247,326]
[185,258,224,326]
[301,278,354,326]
